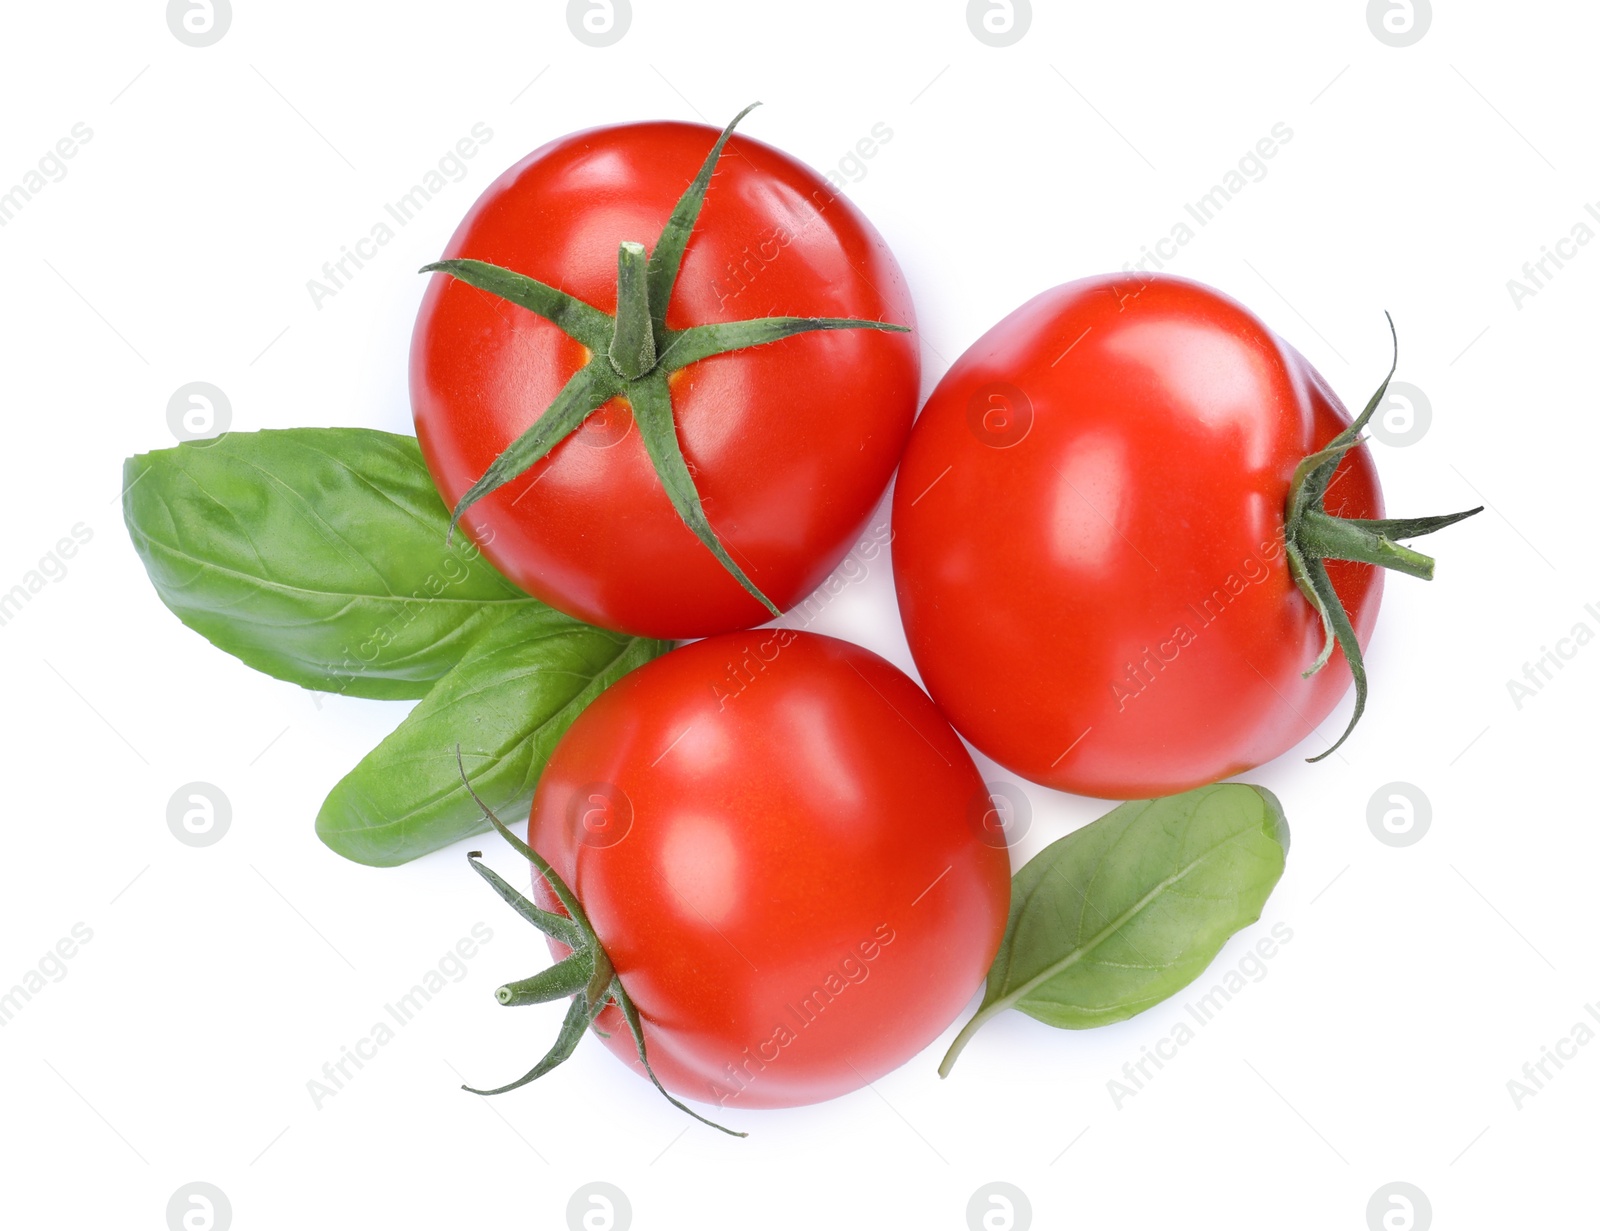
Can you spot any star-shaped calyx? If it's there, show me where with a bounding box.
[454,750,745,1137]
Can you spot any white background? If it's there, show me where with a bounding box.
[1,2,1595,1229]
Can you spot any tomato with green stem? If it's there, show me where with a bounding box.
[459,632,1011,1118]
[412,104,918,640]
[891,274,1480,798]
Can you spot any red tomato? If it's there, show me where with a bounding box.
[526,631,1010,1109]
[892,274,1391,798]
[411,119,918,639]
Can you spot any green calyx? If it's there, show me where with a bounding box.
[422,101,910,618]
[1284,314,1482,761]
[454,750,745,1138]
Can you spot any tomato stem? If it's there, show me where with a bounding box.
[609,241,657,380]
[495,953,594,1006]
[1284,314,1482,760]
[1297,509,1435,581]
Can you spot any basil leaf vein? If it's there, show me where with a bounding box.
[941,783,1289,1074]
[123,428,538,699]
[315,614,667,866]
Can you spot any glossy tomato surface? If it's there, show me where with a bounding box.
[527,631,1010,1110]
[412,120,918,639]
[892,274,1384,798]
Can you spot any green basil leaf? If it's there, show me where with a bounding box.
[315,613,667,866]
[123,428,538,700]
[941,783,1288,1074]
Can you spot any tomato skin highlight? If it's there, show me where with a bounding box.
[892,274,1384,798]
[411,121,918,640]
[526,632,1011,1110]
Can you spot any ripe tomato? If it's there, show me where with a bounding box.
[525,631,1010,1110]
[411,116,918,640]
[892,274,1472,798]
